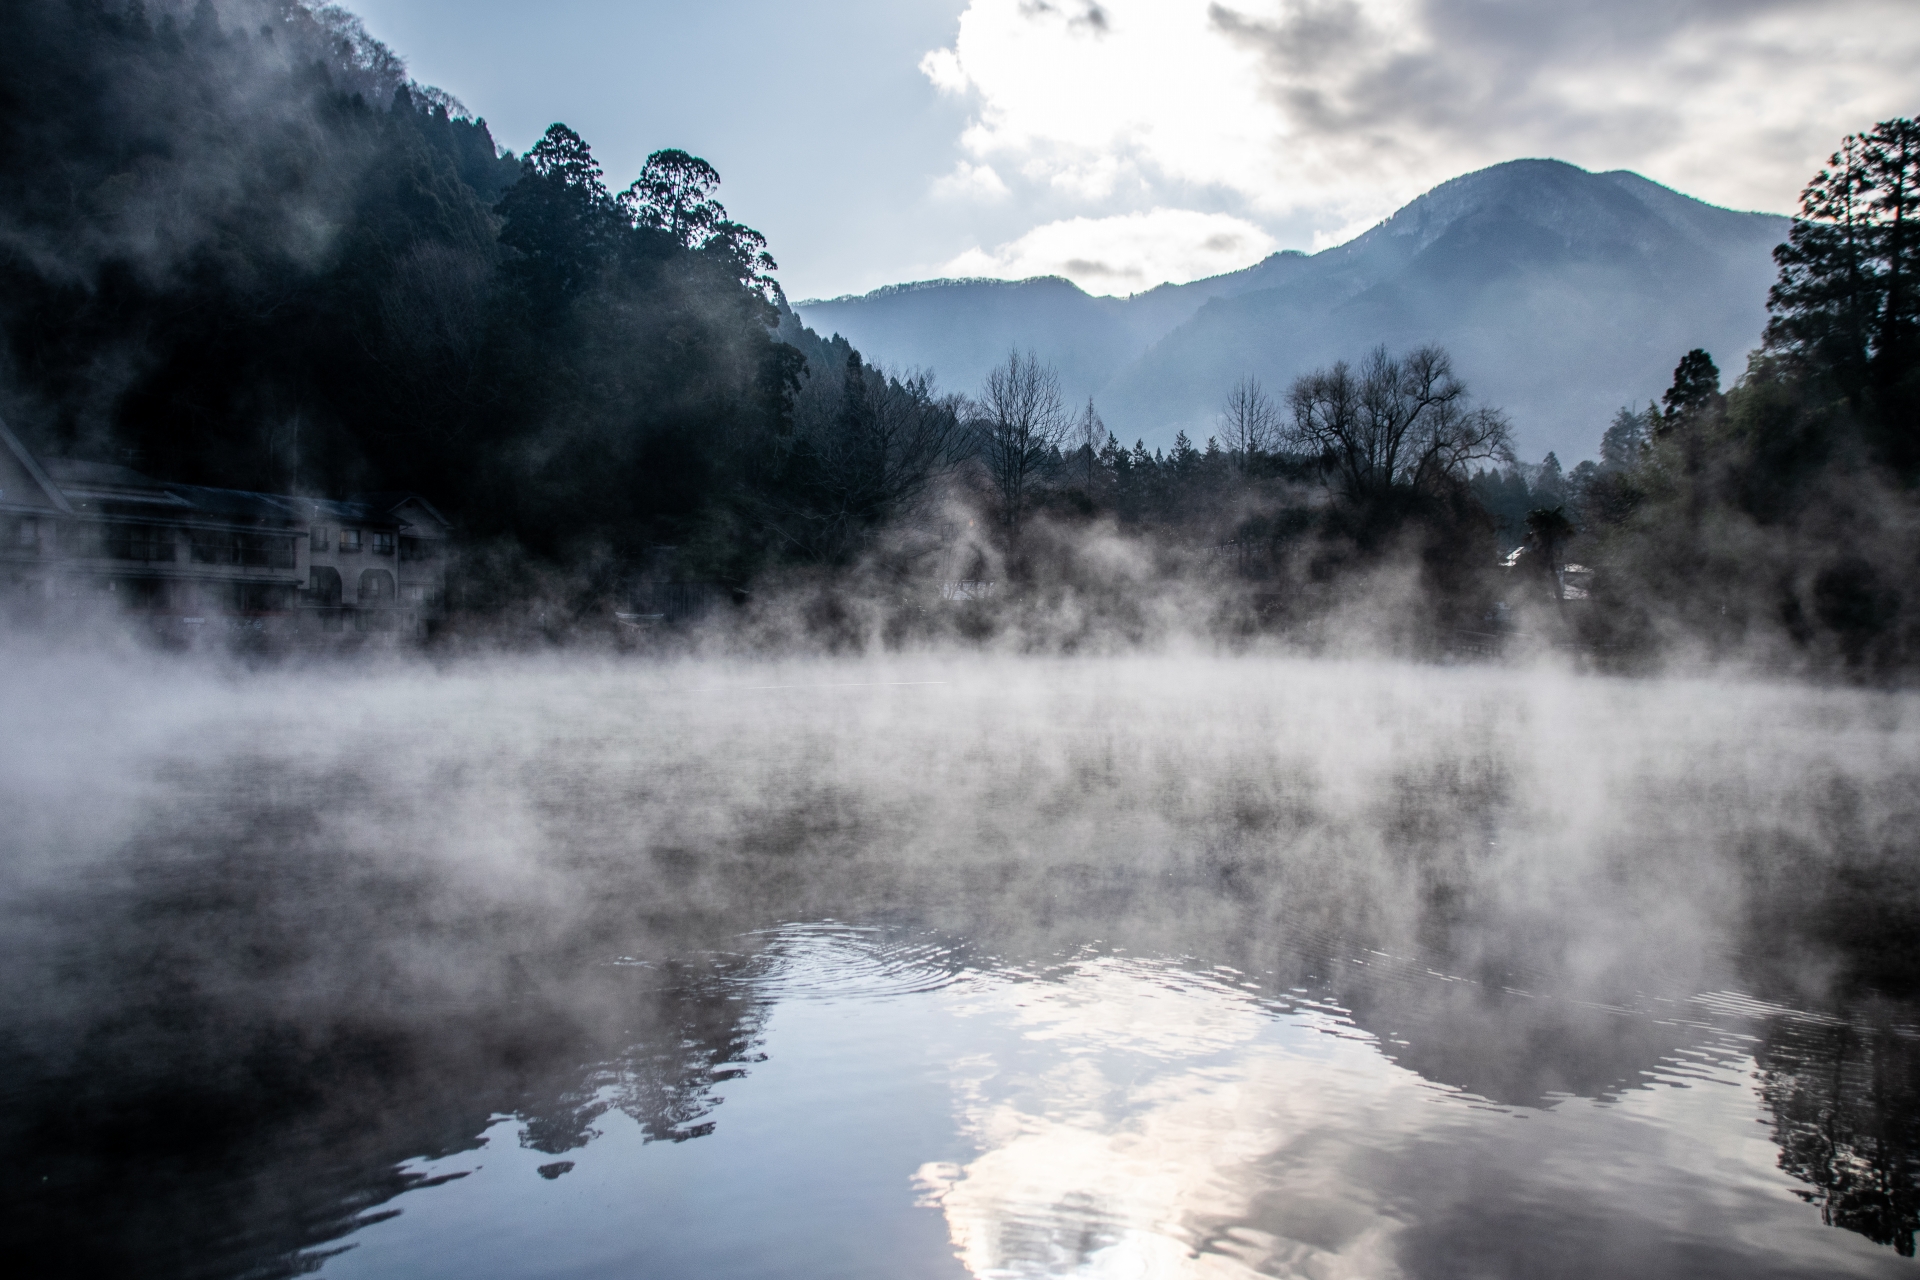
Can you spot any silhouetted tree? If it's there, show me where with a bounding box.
[767,337,972,563]
[1600,405,1654,471]
[1651,349,1723,528]
[976,349,1069,542]
[1072,398,1104,488]
[1285,345,1512,505]
[620,148,777,296]
[1660,349,1723,428]
[1766,117,1920,469]
[1219,375,1278,474]
[496,123,619,309]
[1524,506,1575,602]
[622,148,724,245]
[1534,452,1568,505]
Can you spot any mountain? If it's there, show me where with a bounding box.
[793,253,1312,410]
[795,161,1790,461]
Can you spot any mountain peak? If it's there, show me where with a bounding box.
[796,159,1790,461]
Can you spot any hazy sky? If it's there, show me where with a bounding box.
[350,0,1919,301]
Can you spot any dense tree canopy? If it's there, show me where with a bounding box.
[0,0,819,584]
[1765,117,1920,470]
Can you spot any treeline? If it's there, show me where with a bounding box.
[0,0,869,586]
[1493,118,1920,670]
[963,117,1920,670]
[7,3,1917,666]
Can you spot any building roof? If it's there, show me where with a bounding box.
[24,449,445,533]
[351,491,452,532]
[41,458,152,488]
[0,418,75,514]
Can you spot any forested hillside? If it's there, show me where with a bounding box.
[0,0,893,581]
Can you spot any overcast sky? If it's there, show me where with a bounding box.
[350,0,1919,301]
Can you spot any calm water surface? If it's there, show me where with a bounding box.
[306,924,1914,1280]
[5,655,1920,1278]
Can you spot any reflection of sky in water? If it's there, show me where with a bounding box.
[321,927,1909,1280]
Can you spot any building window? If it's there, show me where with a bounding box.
[311,525,331,552]
[358,568,394,602]
[400,536,437,562]
[234,582,295,614]
[120,578,169,611]
[339,528,362,553]
[103,524,177,562]
[371,531,395,555]
[190,530,231,564]
[307,566,343,606]
[13,517,36,549]
[190,530,293,568]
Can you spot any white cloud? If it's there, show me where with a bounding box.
[931,160,1011,202]
[923,0,1920,256]
[942,208,1279,293]
[918,45,970,95]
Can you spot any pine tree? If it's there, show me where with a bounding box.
[495,124,619,308]
[1766,117,1920,465]
[1599,406,1652,471]
[1535,451,1567,504]
[1660,350,1722,427]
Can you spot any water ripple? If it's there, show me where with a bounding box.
[723,921,976,1002]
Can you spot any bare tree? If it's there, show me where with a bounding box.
[868,369,975,511]
[1285,345,1512,503]
[774,353,973,562]
[976,349,1070,537]
[1073,397,1105,487]
[1218,375,1278,473]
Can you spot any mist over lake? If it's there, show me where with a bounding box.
[7,647,1920,1278]
[6,2,1920,1276]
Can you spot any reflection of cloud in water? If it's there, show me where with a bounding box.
[909,949,1915,1279]
[921,957,1433,1278]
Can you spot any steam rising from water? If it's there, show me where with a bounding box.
[3,646,1918,1276]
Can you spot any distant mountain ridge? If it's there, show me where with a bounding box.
[795,161,1790,461]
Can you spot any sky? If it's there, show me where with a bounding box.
[348,0,1920,302]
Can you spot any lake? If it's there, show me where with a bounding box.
[4,651,1918,1278]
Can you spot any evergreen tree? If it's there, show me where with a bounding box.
[1599,406,1652,471]
[1766,117,1920,467]
[1660,350,1722,427]
[495,123,619,309]
[622,149,725,246]
[1535,451,1567,505]
[1171,430,1199,476]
